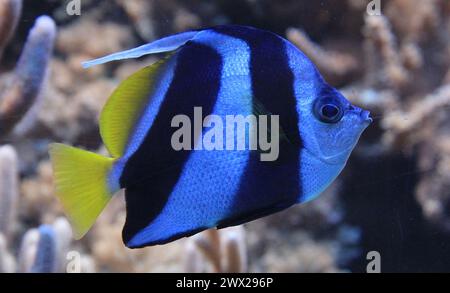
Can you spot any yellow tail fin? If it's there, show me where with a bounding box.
[49,144,116,239]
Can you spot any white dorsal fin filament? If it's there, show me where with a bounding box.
[82,30,200,69]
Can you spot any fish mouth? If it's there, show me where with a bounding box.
[360,110,373,125]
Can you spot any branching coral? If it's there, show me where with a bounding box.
[0,0,448,273]
[362,2,450,233]
[416,136,450,231]
[382,85,450,147]
[0,0,22,60]
[16,219,72,273]
[0,144,74,273]
[32,15,133,143]
[0,233,15,273]
[185,227,247,273]
[115,0,201,40]
[0,2,66,273]
[0,145,18,240]
[115,0,156,41]
[24,221,72,273]
[286,28,359,85]
[1,216,73,273]
[394,85,450,230]
[362,14,410,90]
[385,0,439,43]
[29,225,57,273]
[349,1,450,237]
[0,10,56,137]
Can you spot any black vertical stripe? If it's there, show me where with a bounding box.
[213,26,303,227]
[120,42,223,244]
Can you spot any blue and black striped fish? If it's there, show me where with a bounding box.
[49,25,371,248]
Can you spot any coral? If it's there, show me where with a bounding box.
[0,0,449,273]
[0,14,56,137]
[243,182,361,273]
[30,225,57,273]
[115,0,201,40]
[56,17,133,58]
[86,193,187,273]
[381,85,450,148]
[16,226,39,273]
[30,15,134,143]
[364,7,450,231]
[189,230,221,273]
[115,0,156,41]
[261,237,339,273]
[385,0,439,42]
[0,145,18,240]
[0,233,15,273]
[20,160,62,223]
[52,217,73,272]
[222,227,247,273]
[185,227,247,273]
[416,136,450,231]
[286,27,358,85]
[16,219,73,273]
[362,14,409,90]
[402,86,450,231]
[0,217,74,273]
[0,6,66,273]
[0,0,22,60]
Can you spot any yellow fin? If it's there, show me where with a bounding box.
[49,143,115,239]
[100,58,169,158]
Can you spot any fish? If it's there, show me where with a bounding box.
[49,25,372,248]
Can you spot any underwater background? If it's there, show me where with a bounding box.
[0,0,449,273]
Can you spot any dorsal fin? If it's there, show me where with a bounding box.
[99,57,170,158]
[82,31,199,68]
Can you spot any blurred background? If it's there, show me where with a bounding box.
[0,0,449,273]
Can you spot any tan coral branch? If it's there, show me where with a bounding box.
[382,85,450,147]
[287,27,358,85]
[0,145,18,241]
[0,0,22,60]
[0,16,56,137]
[363,14,409,88]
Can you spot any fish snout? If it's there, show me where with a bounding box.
[349,105,372,126]
[360,109,372,124]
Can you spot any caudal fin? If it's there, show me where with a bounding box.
[49,144,116,239]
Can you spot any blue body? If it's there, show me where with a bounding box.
[103,26,370,248]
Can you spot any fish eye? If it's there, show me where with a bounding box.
[314,98,344,124]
